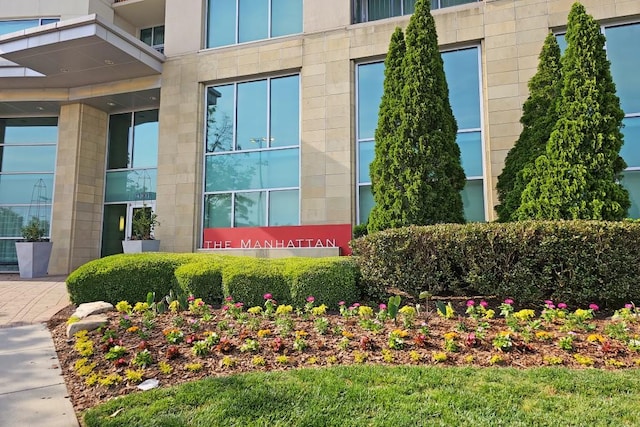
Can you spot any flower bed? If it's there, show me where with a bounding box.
[50,295,640,412]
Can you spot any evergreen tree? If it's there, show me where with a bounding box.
[368,0,465,232]
[515,2,629,220]
[496,33,562,222]
[368,27,406,233]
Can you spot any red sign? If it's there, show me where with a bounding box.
[202,224,353,255]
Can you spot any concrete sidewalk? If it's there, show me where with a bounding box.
[0,275,79,427]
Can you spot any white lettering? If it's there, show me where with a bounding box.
[315,239,324,248]
[325,239,336,248]
[264,240,272,248]
[253,240,262,249]
[204,240,212,249]
[305,238,314,247]
[275,240,285,248]
[241,239,251,249]
[225,241,231,248]
[287,240,296,248]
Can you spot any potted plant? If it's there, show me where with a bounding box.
[122,205,161,253]
[15,218,53,278]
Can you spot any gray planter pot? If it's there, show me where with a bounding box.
[15,241,53,279]
[122,240,161,253]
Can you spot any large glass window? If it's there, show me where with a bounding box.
[356,46,484,223]
[0,18,59,36]
[606,22,640,218]
[0,117,57,271]
[206,0,302,48]
[104,110,159,203]
[353,0,478,23]
[204,75,300,230]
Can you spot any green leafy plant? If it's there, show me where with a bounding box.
[130,205,159,240]
[20,217,48,242]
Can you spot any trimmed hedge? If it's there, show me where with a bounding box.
[283,257,360,309]
[66,253,202,305]
[174,257,227,305]
[350,221,640,308]
[222,257,292,307]
[66,253,361,308]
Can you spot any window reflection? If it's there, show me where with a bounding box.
[206,0,302,48]
[204,75,300,229]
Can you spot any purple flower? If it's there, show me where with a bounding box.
[504,299,514,305]
[557,303,567,309]
[480,300,488,308]
[263,293,272,300]
[466,300,475,307]
[589,303,599,311]
[306,296,315,303]
[379,303,387,310]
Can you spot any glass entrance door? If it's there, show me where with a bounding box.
[101,201,156,257]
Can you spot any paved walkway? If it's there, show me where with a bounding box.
[0,275,79,427]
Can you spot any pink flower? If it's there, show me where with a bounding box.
[589,304,599,311]
[263,293,272,300]
[222,305,229,311]
[466,300,475,307]
[480,300,488,308]
[557,303,567,309]
[235,302,244,308]
[379,303,387,310]
[625,303,633,309]
[187,295,195,302]
[225,296,233,302]
[353,303,360,308]
[197,300,204,306]
[544,300,555,309]
[306,296,315,303]
[504,299,514,305]
[338,301,345,306]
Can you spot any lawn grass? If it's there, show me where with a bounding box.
[84,365,640,426]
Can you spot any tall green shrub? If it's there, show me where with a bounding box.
[368,0,465,232]
[496,33,562,222]
[368,27,406,233]
[516,3,629,220]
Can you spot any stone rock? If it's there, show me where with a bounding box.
[72,301,114,319]
[66,314,109,338]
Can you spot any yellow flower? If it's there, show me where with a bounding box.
[587,334,605,344]
[443,332,457,341]
[257,329,272,338]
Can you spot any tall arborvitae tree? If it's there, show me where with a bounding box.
[368,28,406,233]
[368,0,465,232]
[515,2,629,220]
[495,33,562,222]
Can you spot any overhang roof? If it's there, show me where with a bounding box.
[0,14,164,114]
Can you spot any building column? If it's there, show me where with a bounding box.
[49,103,107,275]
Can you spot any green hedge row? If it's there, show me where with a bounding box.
[66,253,359,309]
[350,221,640,308]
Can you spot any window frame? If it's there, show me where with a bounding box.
[205,0,303,49]
[201,74,302,237]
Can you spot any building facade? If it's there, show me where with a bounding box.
[0,0,638,274]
